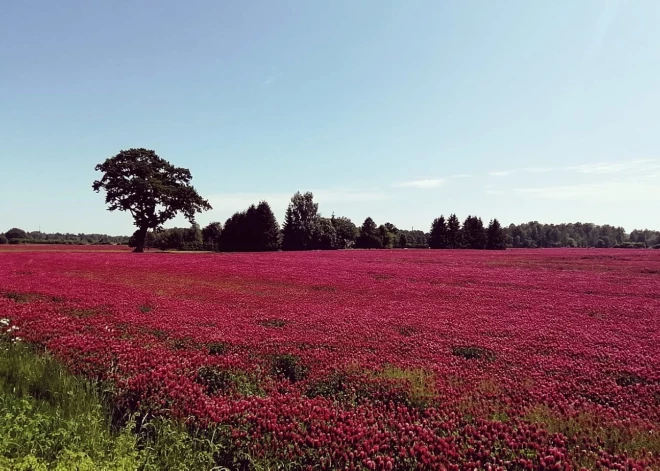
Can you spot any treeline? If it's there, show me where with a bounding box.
[503,222,660,249]
[0,228,129,245]
[7,191,660,252]
[126,192,660,252]
[128,192,506,252]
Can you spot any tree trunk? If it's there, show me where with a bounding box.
[134,226,148,253]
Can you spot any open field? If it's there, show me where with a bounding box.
[1,247,659,470]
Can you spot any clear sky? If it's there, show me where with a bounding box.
[2,0,659,235]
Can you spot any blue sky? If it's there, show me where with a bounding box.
[2,0,659,235]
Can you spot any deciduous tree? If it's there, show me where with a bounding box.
[356,217,382,249]
[92,148,211,252]
[281,192,319,251]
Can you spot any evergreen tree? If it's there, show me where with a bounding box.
[446,214,462,249]
[220,211,248,251]
[281,192,319,251]
[356,217,382,249]
[486,218,506,250]
[429,216,448,249]
[253,201,280,251]
[463,216,486,249]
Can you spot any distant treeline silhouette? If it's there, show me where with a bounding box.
[0,228,129,246]
[115,191,658,252]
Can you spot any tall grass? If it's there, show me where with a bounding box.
[0,339,232,470]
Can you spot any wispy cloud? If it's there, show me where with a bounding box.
[393,178,445,189]
[489,167,554,177]
[487,160,656,178]
[564,159,656,174]
[513,179,660,202]
[489,170,517,177]
[450,174,472,179]
[261,73,283,87]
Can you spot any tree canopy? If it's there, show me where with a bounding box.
[356,217,382,249]
[281,192,319,251]
[221,201,280,252]
[92,148,211,252]
[429,216,448,249]
[5,228,27,241]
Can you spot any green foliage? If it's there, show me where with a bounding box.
[505,221,635,248]
[613,242,647,249]
[397,229,428,248]
[313,217,338,250]
[0,340,238,470]
[195,366,262,397]
[462,215,487,249]
[486,218,506,250]
[446,214,462,249]
[4,227,27,240]
[377,365,438,409]
[1,231,128,245]
[0,340,140,470]
[202,221,223,251]
[281,192,319,251]
[207,342,228,356]
[330,215,359,249]
[378,224,397,248]
[355,217,382,249]
[429,216,448,249]
[221,200,280,252]
[92,148,211,252]
[524,404,660,465]
[271,354,308,383]
[398,233,408,248]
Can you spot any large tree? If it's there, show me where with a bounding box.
[281,192,319,251]
[330,215,359,249]
[5,228,27,241]
[314,217,338,250]
[251,201,280,251]
[429,216,448,249]
[92,149,211,252]
[356,217,382,249]
[219,201,279,252]
[446,214,462,249]
[463,215,487,250]
[486,219,506,250]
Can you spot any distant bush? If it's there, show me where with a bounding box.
[653,244,660,250]
[614,242,647,249]
[0,235,7,244]
[4,227,27,241]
